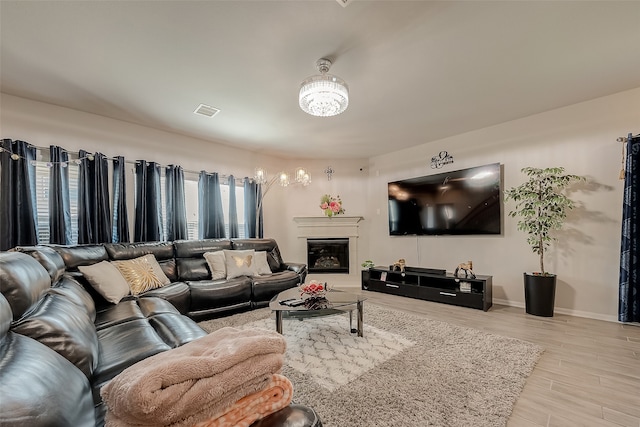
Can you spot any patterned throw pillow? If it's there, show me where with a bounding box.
[203,251,227,280]
[223,249,255,279]
[112,254,171,296]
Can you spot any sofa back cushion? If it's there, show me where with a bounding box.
[12,288,100,378]
[49,276,97,322]
[231,238,284,271]
[104,242,177,281]
[0,252,51,320]
[174,239,232,281]
[13,246,66,283]
[53,244,109,270]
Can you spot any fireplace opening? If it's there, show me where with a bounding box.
[307,238,349,274]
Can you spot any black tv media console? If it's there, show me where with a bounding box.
[361,266,492,311]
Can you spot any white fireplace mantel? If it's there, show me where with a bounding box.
[293,216,364,286]
[293,216,364,238]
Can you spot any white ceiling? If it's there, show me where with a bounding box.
[1,1,639,159]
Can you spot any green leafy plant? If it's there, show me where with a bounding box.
[361,260,375,269]
[504,167,584,275]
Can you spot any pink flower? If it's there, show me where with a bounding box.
[320,202,329,210]
[330,201,340,212]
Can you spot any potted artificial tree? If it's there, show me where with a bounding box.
[504,167,584,317]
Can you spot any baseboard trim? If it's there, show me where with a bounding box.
[493,298,618,323]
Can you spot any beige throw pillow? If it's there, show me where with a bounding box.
[252,251,273,275]
[112,254,171,296]
[78,261,130,304]
[203,251,227,280]
[223,249,255,279]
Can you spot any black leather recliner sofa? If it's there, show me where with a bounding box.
[0,238,320,427]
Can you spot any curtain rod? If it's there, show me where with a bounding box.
[617,133,640,142]
[23,141,249,180]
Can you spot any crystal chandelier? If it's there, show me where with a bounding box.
[299,58,349,117]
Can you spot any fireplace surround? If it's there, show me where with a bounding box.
[293,216,364,284]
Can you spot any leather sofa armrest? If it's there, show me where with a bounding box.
[282,263,308,284]
[282,262,306,275]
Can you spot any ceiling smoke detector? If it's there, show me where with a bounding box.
[193,104,220,118]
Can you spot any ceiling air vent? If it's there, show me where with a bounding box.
[336,0,354,7]
[193,104,220,118]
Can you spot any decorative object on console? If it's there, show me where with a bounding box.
[299,58,349,117]
[458,281,472,293]
[454,260,476,279]
[320,194,344,217]
[361,260,375,270]
[391,258,406,273]
[505,166,585,317]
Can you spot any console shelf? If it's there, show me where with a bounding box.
[361,267,492,311]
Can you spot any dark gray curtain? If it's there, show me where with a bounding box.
[48,145,72,245]
[78,150,112,244]
[619,133,640,323]
[112,156,130,243]
[243,178,263,238]
[165,165,188,241]
[134,160,164,242]
[198,171,225,239]
[227,175,239,238]
[0,139,38,250]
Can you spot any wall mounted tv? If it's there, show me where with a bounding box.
[388,163,502,236]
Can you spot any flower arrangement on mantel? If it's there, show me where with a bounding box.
[320,194,345,217]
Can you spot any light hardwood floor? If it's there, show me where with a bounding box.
[354,289,640,427]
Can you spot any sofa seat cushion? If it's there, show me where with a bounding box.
[94,299,145,331]
[12,289,99,378]
[251,271,301,304]
[0,332,95,427]
[187,277,252,312]
[139,281,191,314]
[93,319,171,394]
[148,313,208,348]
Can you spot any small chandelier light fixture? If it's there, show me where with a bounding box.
[254,167,311,189]
[299,58,349,117]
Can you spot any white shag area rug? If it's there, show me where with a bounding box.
[199,304,543,427]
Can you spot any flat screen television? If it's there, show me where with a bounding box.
[388,163,502,236]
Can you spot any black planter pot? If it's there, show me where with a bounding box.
[523,273,556,317]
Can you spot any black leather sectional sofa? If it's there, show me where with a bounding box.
[0,238,321,427]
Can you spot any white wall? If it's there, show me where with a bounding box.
[367,87,640,321]
[0,93,368,270]
[3,88,639,321]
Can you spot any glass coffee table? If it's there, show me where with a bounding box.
[269,287,367,337]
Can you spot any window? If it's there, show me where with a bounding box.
[161,177,245,240]
[34,159,80,244]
